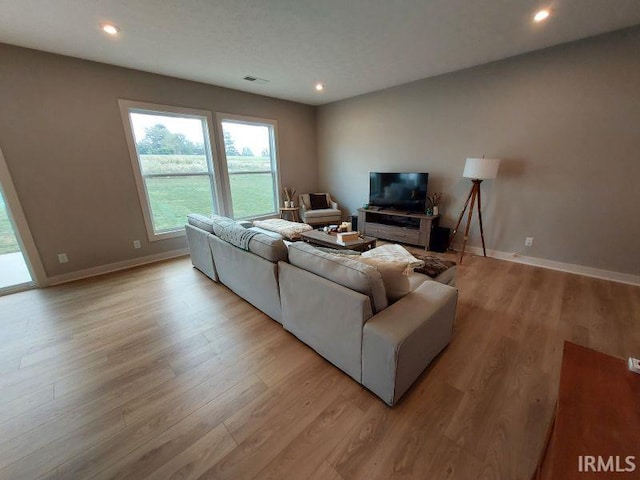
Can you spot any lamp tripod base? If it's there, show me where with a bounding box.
[448,179,487,264]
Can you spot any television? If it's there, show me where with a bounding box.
[369,172,429,212]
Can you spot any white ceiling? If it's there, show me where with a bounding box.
[1,0,640,105]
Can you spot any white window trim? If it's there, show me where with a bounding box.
[215,112,281,220]
[118,99,223,242]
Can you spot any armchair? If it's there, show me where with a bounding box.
[299,193,342,226]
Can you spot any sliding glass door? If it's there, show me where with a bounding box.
[0,185,33,291]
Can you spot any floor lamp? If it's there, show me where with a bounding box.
[449,157,500,263]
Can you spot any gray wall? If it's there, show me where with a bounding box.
[0,44,317,277]
[318,27,640,276]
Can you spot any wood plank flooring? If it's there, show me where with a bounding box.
[0,254,638,480]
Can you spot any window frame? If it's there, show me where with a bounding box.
[215,113,281,220]
[119,99,224,241]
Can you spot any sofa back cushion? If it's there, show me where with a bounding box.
[213,222,260,250]
[248,226,284,239]
[287,242,388,313]
[187,213,215,233]
[248,233,288,263]
[210,214,238,233]
[207,214,288,263]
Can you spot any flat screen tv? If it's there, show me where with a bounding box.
[369,172,429,212]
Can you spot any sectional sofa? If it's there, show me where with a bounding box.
[185,213,458,406]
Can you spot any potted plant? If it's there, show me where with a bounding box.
[282,186,296,208]
[427,192,443,216]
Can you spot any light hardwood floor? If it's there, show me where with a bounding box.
[0,254,638,480]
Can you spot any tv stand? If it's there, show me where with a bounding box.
[357,208,439,250]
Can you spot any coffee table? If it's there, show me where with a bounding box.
[300,229,377,252]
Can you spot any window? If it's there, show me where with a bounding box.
[217,114,279,219]
[120,102,280,239]
[119,100,221,240]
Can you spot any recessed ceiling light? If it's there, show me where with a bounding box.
[100,23,120,35]
[315,83,325,92]
[533,9,550,22]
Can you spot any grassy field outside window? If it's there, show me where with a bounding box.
[140,154,274,230]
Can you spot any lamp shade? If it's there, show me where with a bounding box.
[463,157,500,179]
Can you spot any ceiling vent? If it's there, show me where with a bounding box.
[243,75,270,85]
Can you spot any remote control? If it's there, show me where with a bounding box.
[628,357,640,374]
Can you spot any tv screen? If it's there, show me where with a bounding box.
[369,172,429,212]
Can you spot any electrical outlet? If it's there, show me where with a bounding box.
[57,253,69,263]
[525,237,534,247]
[133,240,141,249]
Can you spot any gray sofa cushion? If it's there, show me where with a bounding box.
[302,208,342,220]
[287,242,388,313]
[208,213,287,262]
[215,221,287,263]
[214,223,259,250]
[187,213,215,233]
[210,214,238,234]
[248,226,285,240]
[248,233,288,263]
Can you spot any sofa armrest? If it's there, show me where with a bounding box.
[331,201,338,209]
[362,281,457,405]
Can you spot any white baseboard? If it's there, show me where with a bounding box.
[39,243,640,288]
[0,281,36,297]
[45,248,190,286]
[454,245,640,286]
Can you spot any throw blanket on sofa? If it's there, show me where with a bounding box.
[361,244,425,273]
[253,219,313,240]
[212,223,259,250]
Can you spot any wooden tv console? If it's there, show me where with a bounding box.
[357,208,439,250]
